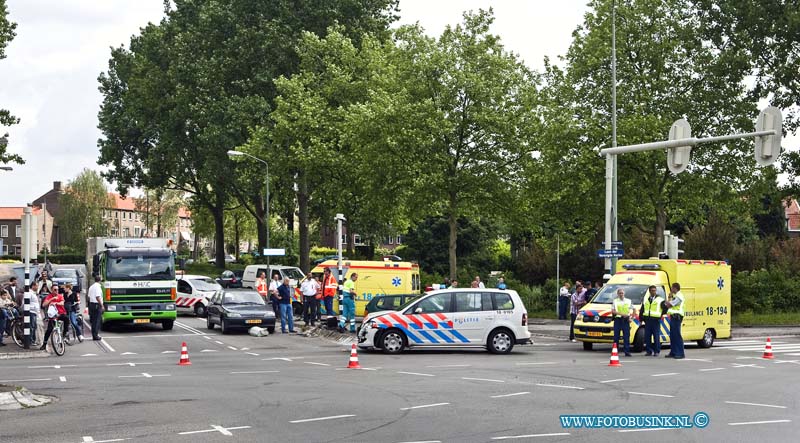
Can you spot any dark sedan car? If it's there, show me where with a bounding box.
[216,269,244,288]
[52,268,83,293]
[363,293,419,318]
[206,289,276,334]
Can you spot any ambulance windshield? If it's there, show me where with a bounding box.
[590,284,665,305]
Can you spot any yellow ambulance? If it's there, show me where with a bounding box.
[295,260,421,317]
[573,259,731,351]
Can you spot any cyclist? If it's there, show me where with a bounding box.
[63,283,84,341]
[41,285,67,351]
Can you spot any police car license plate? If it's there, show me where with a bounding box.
[246,319,261,324]
[134,319,150,324]
[587,331,603,337]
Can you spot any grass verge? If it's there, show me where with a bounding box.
[732,311,800,326]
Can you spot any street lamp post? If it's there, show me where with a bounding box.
[227,150,270,268]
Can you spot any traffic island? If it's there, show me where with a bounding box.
[0,385,56,410]
[301,324,357,347]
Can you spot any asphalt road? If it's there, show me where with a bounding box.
[1,314,798,443]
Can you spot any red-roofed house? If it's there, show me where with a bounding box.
[786,199,800,237]
[0,206,43,256]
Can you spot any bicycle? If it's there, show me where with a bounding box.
[63,306,84,346]
[45,317,66,356]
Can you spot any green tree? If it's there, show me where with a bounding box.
[0,0,21,165]
[348,10,539,279]
[57,169,114,251]
[134,188,184,238]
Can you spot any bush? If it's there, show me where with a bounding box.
[732,268,800,313]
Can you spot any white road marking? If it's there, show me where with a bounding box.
[161,351,177,354]
[227,346,238,351]
[536,383,584,390]
[425,364,471,368]
[118,373,170,378]
[175,321,206,335]
[732,363,765,369]
[107,362,151,367]
[400,402,450,411]
[119,352,137,356]
[82,436,128,442]
[335,367,380,371]
[491,433,571,440]
[203,336,211,340]
[178,425,252,435]
[99,338,115,352]
[397,371,435,377]
[396,440,441,443]
[290,414,356,423]
[462,377,505,383]
[29,365,77,369]
[80,353,98,357]
[240,347,250,351]
[515,362,557,366]
[491,392,530,398]
[678,358,712,362]
[618,428,672,433]
[699,368,725,372]
[728,420,791,426]
[200,349,218,353]
[264,357,294,361]
[599,378,629,384]
[774,359,800,365]
[304,362,331,366]
[244,352,260,356]
[651,372,679,377]
[101,334,206,339]
[0,378,51,383]
[230,371,279,374]
[59,376,66,382]
[786,353,800,356]
[725,401,787,409]
[214,340,224,345]
[628,391,674,398]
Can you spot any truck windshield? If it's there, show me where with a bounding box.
[106,255,175,281]
[590,284,665,305]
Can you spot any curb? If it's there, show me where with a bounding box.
[0,350,51,360]
[302,325,357,347]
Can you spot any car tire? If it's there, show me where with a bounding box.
[220,320,228,334]
[380,329,406,354]
[267,326,275,334]
[206,316,214,330]
[582,342,593,351]
[162,320,174,331]
[697,328,715,348]
[487,328,515,354]
[632,327,645,353]
[194,303,207,318]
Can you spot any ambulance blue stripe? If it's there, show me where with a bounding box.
[417,330,439,343]
[394,324,423,343]
[433,330,454,343]
[660,318,670,341]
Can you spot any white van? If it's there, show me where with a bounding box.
[176,274,222,317]
[241,265,305,290]
[358,288,532,354]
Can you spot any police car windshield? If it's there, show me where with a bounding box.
[591,284,663,305]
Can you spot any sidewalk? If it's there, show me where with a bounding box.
[527,318,800,339]
[0,344,50,360]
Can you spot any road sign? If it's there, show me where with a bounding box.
[262,248,285,256]
[755,106,782,166]
[602,241,623,248]
[667,118,692,174]
[597,249,624,259]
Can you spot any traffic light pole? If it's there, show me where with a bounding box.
[601,106,782,268]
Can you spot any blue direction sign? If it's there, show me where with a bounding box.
[602,241,623,248]
[597,249,624,258]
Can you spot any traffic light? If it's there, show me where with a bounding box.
[755,106,782,167]
[667,119,692,174]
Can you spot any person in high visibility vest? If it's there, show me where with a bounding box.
[256,271,269,299]
[664,282,685,359]
[322,268,337,319]
[611,288,634,357]
[339,273,358,333]
[642,285,665,357]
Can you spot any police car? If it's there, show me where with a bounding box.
[358,288,531,354]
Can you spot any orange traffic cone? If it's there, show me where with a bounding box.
[347,343,362,369]
[762,337,775,359]
[608,343,622,367]
[178,341,192,366]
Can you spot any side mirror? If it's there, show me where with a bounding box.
[414,307,422,314]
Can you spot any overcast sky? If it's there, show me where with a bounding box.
[0,1,794,207]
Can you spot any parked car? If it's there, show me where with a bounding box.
[176,274,223,317]
[312,255,347,266]
[207,254,237,264]
[51,268,84,293]
[241,265,305,290]
[363,293,420,318]
[216,270,244,288]
[206,289,276,334]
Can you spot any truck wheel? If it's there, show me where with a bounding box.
[194,303,207,318]
[162,320,174,330]
[582,342,593,351]
[632,327,645,353]
[697,328,715,348]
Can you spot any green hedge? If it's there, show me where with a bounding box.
[732,268,800,313]
[0,254,86,264]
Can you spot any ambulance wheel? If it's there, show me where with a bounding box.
[583,342,593,351]
[697,328,715,348]
[381,329,406,354]
[487,328,515,354]
[632,328,645,353]
[162,320,174,330]
[206,316,214,330]
[194,303,207,318]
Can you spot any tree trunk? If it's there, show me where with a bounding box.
[234,214,240,260]
[298,174,310,273]
[653,203,667,256]
[448,191,458,280]
[211,193,226,268]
